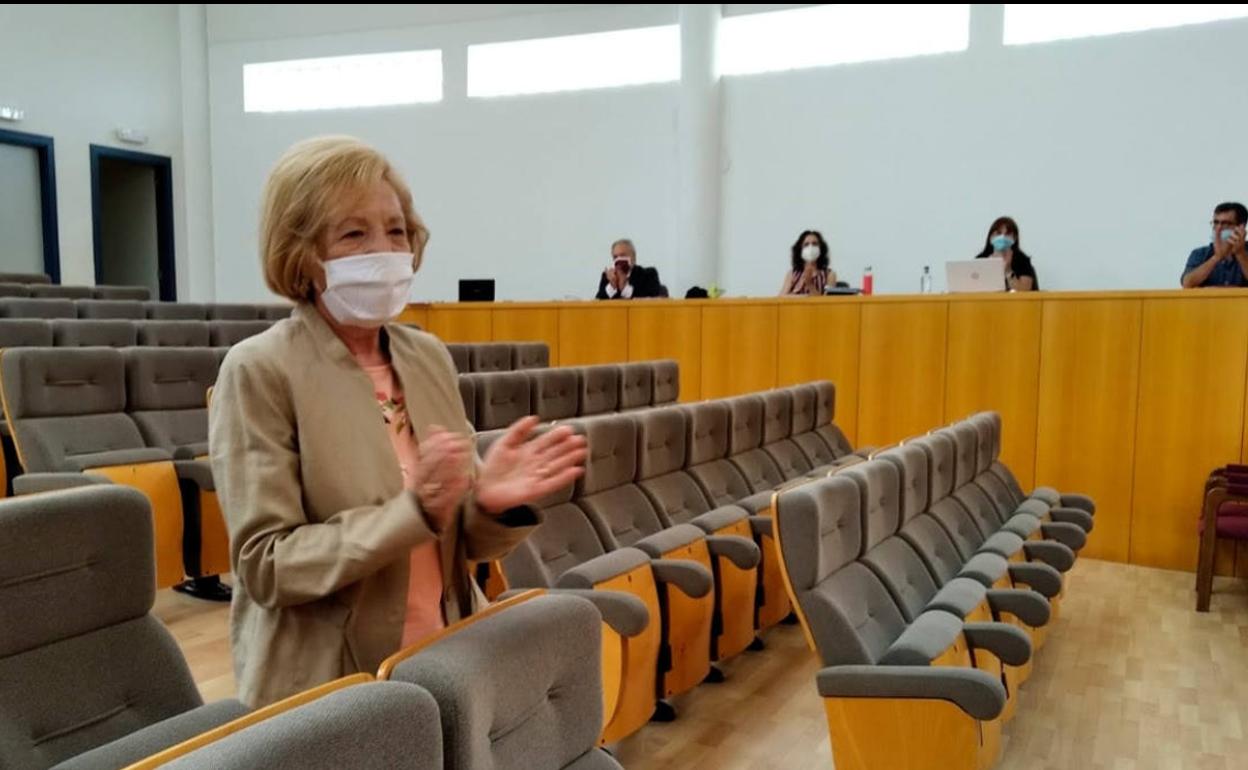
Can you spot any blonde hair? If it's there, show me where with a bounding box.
[260,136,429,302]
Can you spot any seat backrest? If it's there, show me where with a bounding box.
[0,319,52,348]
[0,348,166,472]
[0,271,50,284]
[469,342,512,373]
[578,365,620,416]
[844,460,943,622]
[0,298,77,319]
[776,476,908,666]
[0,486,202,769]
[30,284,92,300]
[682,402,752,506]
[790,384,818,436]
[137,320,211,347]
[528,367,579,421]
[634,407,710,527]
[207,303,261,321]
[162,682,441,770]
[761,389,793,445]
[472,371,531,431]
[76,299,145,319]
[259,304,293,321]
[652,360,680,405]
[457,376,476,429]
[877,444,967,583]
[0,283,30,298]
[501,502,608,587]
[726,395,785,492]
[914,435,986,560]
[574,416,666,548]
[811,380,837,426]
[209,320,271,347]
[92,285,151,301]
[511,342,550,370]
[876,443,930,526]
[124,348,219,456]
[145,302,207,320]
[390,595,603,770]
[618,362,654,411]
[941,423,980,491]
[445,343,470,373]
[52,319,137,348]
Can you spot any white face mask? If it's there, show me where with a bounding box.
[320,251,414,328]
[801,244,820,262]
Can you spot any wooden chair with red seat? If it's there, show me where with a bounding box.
[1196,464,1248,612]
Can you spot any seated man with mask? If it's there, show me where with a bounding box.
[1182,202,1248,288]
[596,238,665,299]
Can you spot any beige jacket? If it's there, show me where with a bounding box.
[209,303,537,707]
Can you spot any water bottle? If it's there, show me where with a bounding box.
[862,266,874,296]
[920,265,932,294]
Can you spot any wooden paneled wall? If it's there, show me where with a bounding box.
[403,291,1248,573]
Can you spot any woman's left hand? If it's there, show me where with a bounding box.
[477,417,588,515]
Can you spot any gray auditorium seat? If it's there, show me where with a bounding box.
[469,342,513,373]
[76,299,145,319]
[810,380,855,457]
[0,298,76,319]
[0,271,50,284]
[470,371,531,431]
[145,302,207,321]
[0,283,30,298]
[578,365,620,416]
[652,360,680,405]
[529,367,580,421]
[124,348,217,460]
[137,321,211,348]
[0,319,52,348]
[725,394,787,492]
[0,487,248,770]
[208,320,271,347]
[92,286,151,301]
[387,595,621,770]
[975,411,1097,524]
[789,383,842,469]
[446,343,470,373]
[759,388,820,479]
[30,284,92,300]
[680,401,758,510]
[618,362,654,411]
[156,681,440,770]
[206,304,260,321]
[511,342,550,370]
[52,319,137,348]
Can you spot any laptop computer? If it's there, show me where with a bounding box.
[458,279,495,302]
[946,258,1005,293]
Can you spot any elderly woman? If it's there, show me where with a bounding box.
[210,136,586,708]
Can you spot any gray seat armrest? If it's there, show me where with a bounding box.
[1001,513,1041,540]
[706,535,761,570]
[13,472,112,495]
[1060,493,1095,515]
[1048,506,1094,533]
[986,588,1051,628]
[556,548,653,589]
[879,610,964,666]
[632,524,706,561]
[815,665,1006,722]
[650,559,712,599]
[958,552,1009,587]
[737,490,774,514]
[52,699,251,770]
[1039,520,1086,552]
[926,578,987,618]
[978,530,1025,560]
[748,515,773,539]
[174,460,215,492]
[1030,486,1061,507]
[1008,562,1063,598]
[1015,498,1050,518]
[499,589,649,638]
[1022,540,1075,572]
[961,622,1032,667]
[689,505,749,535]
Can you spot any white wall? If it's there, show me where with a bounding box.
[722,10,1248,294]
[207,4,680,302]
[205,4,1248,300]
[0,5,196,293]
[0,143,44,273]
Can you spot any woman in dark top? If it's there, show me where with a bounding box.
[975,216,1038,291]
[780,229,835,296]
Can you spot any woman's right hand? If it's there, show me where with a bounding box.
[407,425,472,533]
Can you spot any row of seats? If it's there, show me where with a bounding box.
[0,298,291,321]
[459,360,679,430]
[772,413,1096,770]
[0,346,228,597]
[444,341,550,372]
[0,283,150,301]
[0,318,272,349]
[0,486,618,770]
[482,382,864,744]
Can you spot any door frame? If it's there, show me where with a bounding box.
[0,128,61,282]
[89,144,176,301]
